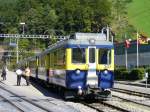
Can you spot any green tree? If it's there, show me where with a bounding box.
[111,0,134,41]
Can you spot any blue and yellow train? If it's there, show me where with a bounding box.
[18,30,114,99]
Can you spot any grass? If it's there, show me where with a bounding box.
[127,0,150,36]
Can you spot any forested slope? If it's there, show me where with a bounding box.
[127,0,150,36]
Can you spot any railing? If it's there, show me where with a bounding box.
[0,34,49,38]
[0,50,41,53]
[0,34,68,39]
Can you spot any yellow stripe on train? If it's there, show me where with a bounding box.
[66,48,114,71]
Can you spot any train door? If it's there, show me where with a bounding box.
[87,46,98,86]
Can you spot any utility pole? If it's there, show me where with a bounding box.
[136,31,139,68]
[125,34,128,69]
[16,37,19,63]
[20,22,25,35]
[16,22,25,63]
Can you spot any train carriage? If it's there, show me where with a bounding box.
[19,29,114,99]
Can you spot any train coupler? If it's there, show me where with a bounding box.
[96,89,112,100]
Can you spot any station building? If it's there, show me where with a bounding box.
[115,39,150,68]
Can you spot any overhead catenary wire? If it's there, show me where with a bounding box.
[0,34,68,40]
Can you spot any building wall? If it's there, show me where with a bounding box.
[115,42,150,67]
[115,52,150,67]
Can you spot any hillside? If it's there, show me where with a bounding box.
[127,0,150,36]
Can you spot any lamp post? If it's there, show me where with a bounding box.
[16,37,19,63]
[16,22,25,63]
[136,31,139,68]
[125,34,131,70]
[20,22,25,35]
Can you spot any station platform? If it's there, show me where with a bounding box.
[0,71,52,98]
[0,71,96,112]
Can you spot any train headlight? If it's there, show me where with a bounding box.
[103,70,108,74]
[76,69,80,75]
[89,38,95,44]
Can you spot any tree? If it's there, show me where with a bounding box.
[111,0,134,41]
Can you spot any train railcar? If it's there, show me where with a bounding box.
[19,29,114,99]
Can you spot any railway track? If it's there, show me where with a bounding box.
[80,87,150,112]
[33,79,132,112]
[112,88,150,98]
[0,84,53,112]
[115,81,150,88]
[82,100,132,112]
[111,88,150,112]
[82,95,150,112]
[0,80,83,112]
[112,94,150,107]
[0,95,24,112]
[82,102,123,112]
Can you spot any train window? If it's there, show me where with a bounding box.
[72,48,85,63]
[54,51,57,65]
[52,48,66,67]
[39,57,42,67]
[39,56,46,67]
[29,60,36,68]
[51,53,54,67]
[89,48,95,63]
[57,48,65,65]
[98,49,111,64]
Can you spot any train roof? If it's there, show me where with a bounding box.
[18,32,114,61]
[36,32,114,57]
[70,32,107,40]
[39,34,112,55]
[67,39,113,46]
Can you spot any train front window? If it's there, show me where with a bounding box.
[89,48,95,63]
[98,49,111,64]
[72,48,85,63]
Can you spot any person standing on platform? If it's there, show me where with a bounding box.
[24,66,31,86]
[1,66,7,80]
[16,68,23,86]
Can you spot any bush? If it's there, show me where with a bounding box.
[114,69,122,80]
[122,71,129,79]
[115,68,145,81]
[129,68,144,80]
[146,68,150,82]
[114,68,129,80]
